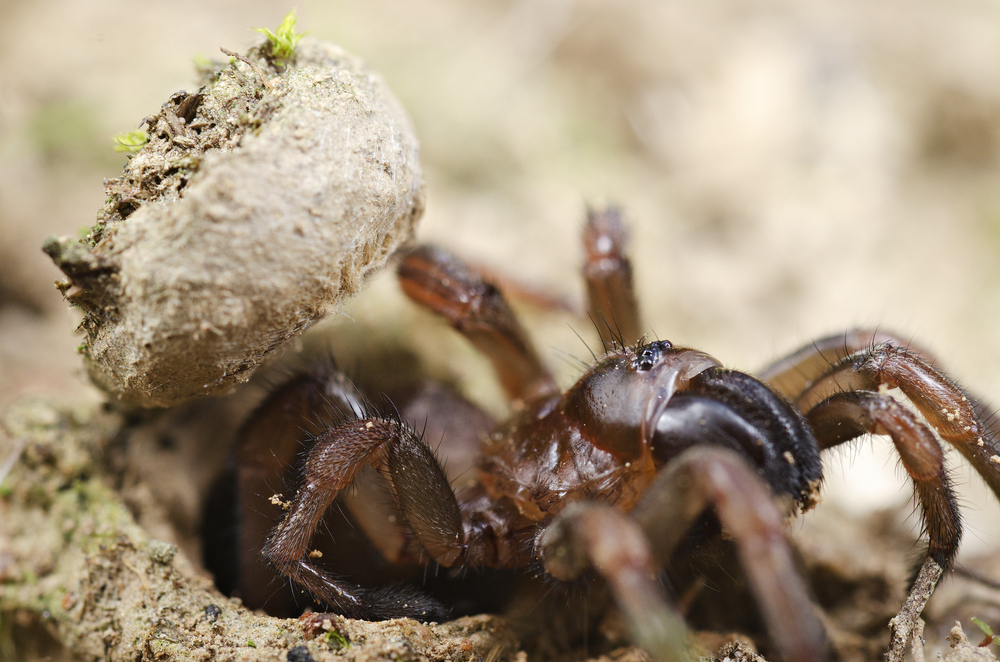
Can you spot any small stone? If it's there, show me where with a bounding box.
[287,645,315,662]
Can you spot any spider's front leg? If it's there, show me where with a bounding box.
[583,206,642,349]
[262,413,466,621]
[235,364,368,614]
[397,205,644,404]
[766,332,1000,565]
[538,447,830,662]
[761,329,1000,493]
[538,501,691,662]
[398,245,557,404]
[805,390,957,662]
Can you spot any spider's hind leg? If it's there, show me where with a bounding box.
[233,364,366,615]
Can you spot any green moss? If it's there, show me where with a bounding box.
[254,10,307,62]
[112,130,148,153]
[325,629,350,650]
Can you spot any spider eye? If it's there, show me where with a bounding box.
[634,345,662,371]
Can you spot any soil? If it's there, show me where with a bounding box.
[3,393,997,662]
[3,1,1000,661]
[43,38,423,408]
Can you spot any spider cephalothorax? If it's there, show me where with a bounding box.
[220,208,1000,662]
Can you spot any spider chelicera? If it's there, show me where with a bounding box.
[218,209,1000,662]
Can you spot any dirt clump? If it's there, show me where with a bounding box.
[43,38,424,408]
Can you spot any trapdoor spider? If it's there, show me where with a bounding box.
[223,209,1000,662]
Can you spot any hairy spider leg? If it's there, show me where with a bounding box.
[539,447,829,662]
[761,333,1000,661]
[538,501,692,662]
[236,365,365,613]
[643,447,829,662]
[759,332,1000,561]
[397,206,645,400]
[583,206,642,350]
[807,391,961,566]
[234,351,500,618]
[759,328,936,402]
[262,415,466,621]
[795,343,1000,517]
[805,390,960,662]
[398,245,557,404]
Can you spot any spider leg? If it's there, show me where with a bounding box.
[805,390,962,662]
[539,447,828,662]
[583,206,642,349]
[762,332,1000,660]
[236,366,365,613]
[538,501,693,662]
[807,390,961,565]
[398,245,557,404]
[796,342,1000,502]
[262,414,466,621]
[634,447,829,662]
[758,328,937,402]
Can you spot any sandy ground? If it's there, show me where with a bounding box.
[3,1,1000,659]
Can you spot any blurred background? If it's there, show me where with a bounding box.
[2,0,1000,567]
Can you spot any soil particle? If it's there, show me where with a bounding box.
[925,623,999,662]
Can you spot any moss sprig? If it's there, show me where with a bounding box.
[254,10,307,62]
[112,130,148,154]
[973,617,1000,647]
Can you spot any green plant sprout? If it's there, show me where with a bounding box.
[325,629,349,650]
[254,10,307,61]
[112,130,147,153]
[973,617,1000,647]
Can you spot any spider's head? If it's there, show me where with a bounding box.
[561,340,721,461]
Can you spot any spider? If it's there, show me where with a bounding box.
[223,208,1000,662]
